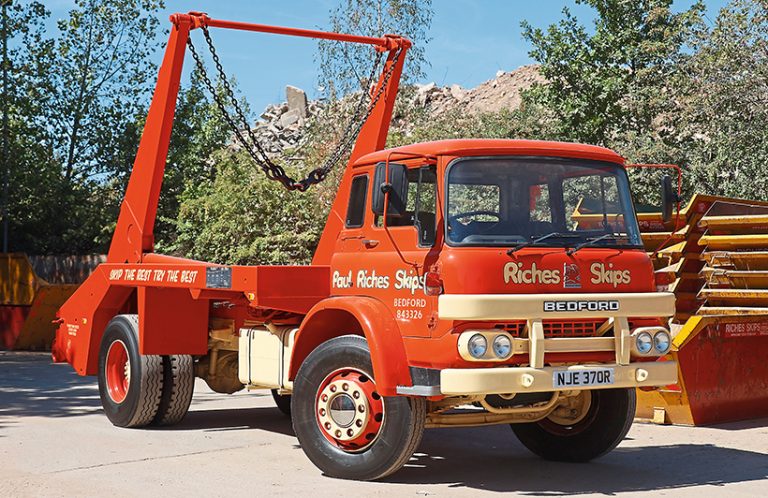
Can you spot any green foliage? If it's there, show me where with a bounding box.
[5,0,768,264]
[2,1,65,253]
[172,149,325,265]
[1,0,166,254]
[519,0,768,205]
[672,0,768,200]
[156,67,232,250]
[521,0,705,146]
[47,0,164,182]
[317,0,433,98]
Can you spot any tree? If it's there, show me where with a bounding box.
[521,0,704,146]
[172,148,325,265]
[156,67,232,251]
[46,0,163,184]
[317,0,433,99]
[0,1,67,254]
[673,0,768,200]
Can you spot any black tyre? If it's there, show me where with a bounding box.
[292,335,426,481]
[97,315,163,428]
[271,389,291,416]
[511,388,636,462]
[152,355,195,426]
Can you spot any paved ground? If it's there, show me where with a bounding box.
[1,351,766,497]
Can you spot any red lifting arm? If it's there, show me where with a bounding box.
[108,12,410,264]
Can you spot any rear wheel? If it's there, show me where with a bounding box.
[97,315,163,428]
[292,335,426,481]
[153,355,195,426]
[511,388,636,462]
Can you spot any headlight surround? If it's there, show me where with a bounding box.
[492,334,512,359]
[653,330,671,354]
[468,334,488,359]
[635,331,653,355]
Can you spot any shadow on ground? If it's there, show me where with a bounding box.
[385,425,768,495]
[169,407,295,437]
[3,351,766,495]
[0,352,101,419]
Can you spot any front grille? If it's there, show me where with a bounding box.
[494,320,609,338]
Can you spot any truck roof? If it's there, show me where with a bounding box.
[355,139,625,166]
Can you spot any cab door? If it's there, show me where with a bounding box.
[331,162,439,338]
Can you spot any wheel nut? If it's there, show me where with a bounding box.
[353,391,360,399]
[330,385,337,392]
[321,394,328,402]
[319,408,326,416]
[347,429,353,437]
[342,383,349,391]
[356,420,363,427]
[358,405,365,413]
[324,422,331,430]
[335,430,342,437]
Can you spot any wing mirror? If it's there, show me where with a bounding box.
[372,162,408,218]
[660,174,681,223]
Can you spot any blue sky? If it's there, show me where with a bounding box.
[46,0,729,115]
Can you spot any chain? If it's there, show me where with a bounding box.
[187,26,402,192]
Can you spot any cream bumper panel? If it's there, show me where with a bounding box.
[438,292,676,321]
[440,361,678,395]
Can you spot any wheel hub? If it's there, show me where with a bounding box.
[329,393,357,427]
[547,390,593,426]
[105,340,130,404]
[316,369,384,452]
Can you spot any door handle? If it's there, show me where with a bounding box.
[362,239,379,248]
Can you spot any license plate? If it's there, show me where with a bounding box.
[552,368,615,388]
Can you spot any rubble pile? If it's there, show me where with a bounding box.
[412,65,544,115]
[249,85,323,156]
[246,65,543,158]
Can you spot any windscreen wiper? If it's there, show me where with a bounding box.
[566,233,620,256]
[507,232,579,255]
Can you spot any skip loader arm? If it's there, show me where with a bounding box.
[54,12,410,375]
[111,12,410,264]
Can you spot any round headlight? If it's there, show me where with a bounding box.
[654,331,671,354]
[468,334,488,359]
[636,331,653,355]
[492,335,512,358]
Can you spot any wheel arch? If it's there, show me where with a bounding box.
[289,296,411,395]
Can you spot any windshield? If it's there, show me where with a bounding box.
[446,157,643,248]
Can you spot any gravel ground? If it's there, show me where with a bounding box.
[1,351,766,497]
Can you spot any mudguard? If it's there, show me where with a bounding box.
[288,296,411,396]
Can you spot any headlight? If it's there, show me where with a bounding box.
[468,334,488,359]
[635,331,653,355]
[653,331,671,354]
[492,335,512,359]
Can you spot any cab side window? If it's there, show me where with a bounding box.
[415,167,437,246]
[375,165,437,246]
[345,175,368,228]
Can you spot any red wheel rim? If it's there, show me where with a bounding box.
[315,368,384,452]
[105,340,130,403]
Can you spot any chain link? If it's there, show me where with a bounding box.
[187,26,402,192]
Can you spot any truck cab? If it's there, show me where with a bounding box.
[328,139,673,375]
[270,139,676,477]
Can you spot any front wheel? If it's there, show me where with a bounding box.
[511,388,636,462]
[292,335,426,481]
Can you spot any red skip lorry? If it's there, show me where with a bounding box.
[53,13,677,480]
